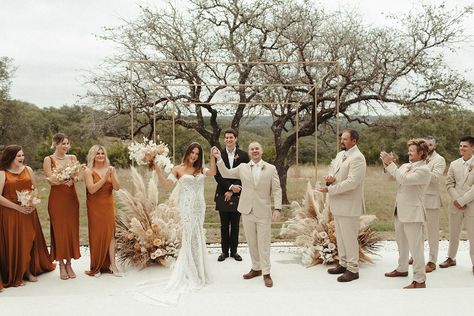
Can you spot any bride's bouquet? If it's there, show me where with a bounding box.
[48,162,86,185]
[128,137,173,172]
[16,186,41,208]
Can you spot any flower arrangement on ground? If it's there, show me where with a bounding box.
[116,167,181,268]
[128,137,173,172]
[280,182,380,266]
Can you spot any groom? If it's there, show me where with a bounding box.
[213,142,282,287]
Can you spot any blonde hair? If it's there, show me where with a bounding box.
[86,145,110,168]
[51,133,68,150]
[407,138,429,160]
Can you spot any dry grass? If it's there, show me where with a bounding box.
[33,165,454,245]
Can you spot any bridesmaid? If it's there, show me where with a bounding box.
[0,145,55,288]
[83,145,122,277]
[43,133,81,280]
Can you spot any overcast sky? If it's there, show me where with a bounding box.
[0,0,473,107]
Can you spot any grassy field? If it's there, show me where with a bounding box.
[33,165,455,245]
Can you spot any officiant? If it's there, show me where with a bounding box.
[214,129,249,262]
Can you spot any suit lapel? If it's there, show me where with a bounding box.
[222,150,231,169]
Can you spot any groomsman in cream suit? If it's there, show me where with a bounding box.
[381,139,431,289]
[423,136,446,273]
[440,136,474,275]
[213,142,282,287]
[318,129,366,282]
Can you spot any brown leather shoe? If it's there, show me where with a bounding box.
[327,264,347,275]
[384,269,409,277]
[439,258,456,268]
[403,281,426,289]
[263,274,273,287]
[425,262,436,273]
[337,270,359,282]
[408,257,413,265]
[243,269,262,279]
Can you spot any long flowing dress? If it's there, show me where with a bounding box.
[0,168,55,288]
[134,171,210,305]
[85,170,115,276]
[48,156,81,261]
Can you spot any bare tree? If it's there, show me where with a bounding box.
[83,0,474,202]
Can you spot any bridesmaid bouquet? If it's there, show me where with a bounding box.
[128,137,173,172]
[16,186,41,208]
[280,182,380,267]
[48,162,86,185]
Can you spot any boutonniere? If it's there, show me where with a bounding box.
[261,164,266,171]
[469,165,474,173]
[342,156,347,162]
[234,154,239,161]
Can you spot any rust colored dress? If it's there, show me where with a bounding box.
[85,170,116,276]
[0,168,55,288]
[48,156,81,261]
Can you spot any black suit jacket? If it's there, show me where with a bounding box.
[214,148,250,212]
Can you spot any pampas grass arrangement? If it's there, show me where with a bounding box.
[115,167,182,268]
[280,182,380,267]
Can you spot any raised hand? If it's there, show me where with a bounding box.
[212,146,221,160]
[380,151,394,166]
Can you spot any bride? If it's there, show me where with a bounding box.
[134,142,217,305]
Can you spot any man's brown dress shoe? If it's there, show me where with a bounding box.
[408,257,413,265]
[384,270,409,277]
[439,258,456,268]
[327,265,346,275]
[425,262,436,273]
[403,281,426,289]
[337,270,359,282]
[243,269,262,279]
[263,274,273,287]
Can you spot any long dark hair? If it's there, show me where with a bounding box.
[182,142,203,174]
[0,145,23,170]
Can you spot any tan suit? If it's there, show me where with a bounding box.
[423,151,446,263]
[327,145,366,273]
[217,159,282,274]
[445,157,474,265]
[386,161,430,283]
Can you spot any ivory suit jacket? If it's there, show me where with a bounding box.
[327,146,366,217]
[446,157,474,216]
[216,160,282,218]
[386,161,431,223]
[423,151,446,209]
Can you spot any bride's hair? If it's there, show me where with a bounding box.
[183,142,203,174]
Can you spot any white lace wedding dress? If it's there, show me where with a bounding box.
[133,171,210,305]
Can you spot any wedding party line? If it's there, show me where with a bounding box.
[1,128,474,302]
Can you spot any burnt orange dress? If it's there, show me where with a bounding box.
[85,170,115,276]
[0,168,55,288]
[48,156,81,261]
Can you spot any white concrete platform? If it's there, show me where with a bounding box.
[1,241,473,316]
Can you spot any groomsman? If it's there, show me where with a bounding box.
[214,129,249,262]
[381,139,431,289]
[423,136,446,273]
[213,142,282,287]
[441,136,474,275]
[318,129,366,282]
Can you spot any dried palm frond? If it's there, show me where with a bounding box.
[116,167,181,268]
[280,181,380,267]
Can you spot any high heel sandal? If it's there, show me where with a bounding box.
[59,264,69,280]
[110,266,124,277]
[65,263,76,279]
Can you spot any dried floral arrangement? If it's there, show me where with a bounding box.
[280,182,380,266]
[115,167,181,268]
